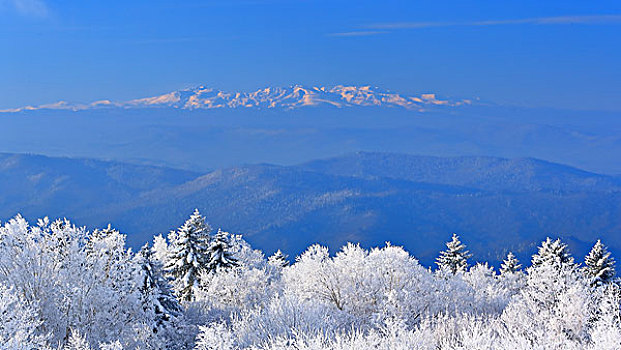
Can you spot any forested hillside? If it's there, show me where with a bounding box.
[1,152,620,265]
[0,211,619,349]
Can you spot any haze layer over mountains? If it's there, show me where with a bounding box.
[1,85,619,174]
[1,85,619,264]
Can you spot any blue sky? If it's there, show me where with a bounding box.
[1,0,620,111]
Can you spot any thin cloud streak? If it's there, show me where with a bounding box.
[328,31,389,37]
[1,0,49,17]
[369,15,621,30]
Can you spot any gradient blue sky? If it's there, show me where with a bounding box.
[1,0,620,111]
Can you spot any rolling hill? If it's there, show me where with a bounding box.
[1,152,619,266]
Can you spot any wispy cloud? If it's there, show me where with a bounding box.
[328,31,388,37]
[1,0,49,17]
[368,15,621,30]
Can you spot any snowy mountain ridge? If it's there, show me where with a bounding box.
[0,85,473,112]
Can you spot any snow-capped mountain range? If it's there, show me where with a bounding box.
[1,85,473,113]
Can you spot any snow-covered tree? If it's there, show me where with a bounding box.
[197,264,277,314]
[502,262,592,347]
[98,341,124,350]
[284,243,436,327]
[0,283,50,349]
[531,237,574,268]
[64,330,92,350]
[206,229,238,272]
[84,225,143,346]
[436,233,471,274]
[165,209,211,302]
[588,284,621,349]
[500,251,522,275]
[5,210,621,349]
[133,244,182,334]
[584,239,616,286]
[268,249,289,268]
[498,252,526,299]
[194,323,236,350]
[0,217,141,346]
[152,234,170,265]
[226,232,266,269]
[461,263,512,314]
[501,241,592,348]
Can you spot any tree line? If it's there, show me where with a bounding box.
[0,210,619,349]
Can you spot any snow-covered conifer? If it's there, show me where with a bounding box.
[531,237,574,268]
[164,209,211,302]
[584,239,616,286]
[503,258,591,347]
[500,251,522,275]
[99,341,124,350]
[152,234,170,265]
[436,233,471,274]
[268,249,289,268]
[133,243,182,334]
[206,229,238,272]
[65,330,92,350]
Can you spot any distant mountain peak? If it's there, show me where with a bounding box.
[0,85,473,113]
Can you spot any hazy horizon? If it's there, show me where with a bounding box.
[2,1,621,111]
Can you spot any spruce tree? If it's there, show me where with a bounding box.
[164,209,211,302]
[268,249,290,268]
[531,237,574,268]
[206,229,238,272]
[500,251,522,275]
[152,234,169,265]
[133,243,182,333]
[435,233,471,274]
[584,239,616,286]
[64,330,91,350]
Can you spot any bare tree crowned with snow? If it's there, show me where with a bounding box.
[165,209,211,302]
[436,233,471,274]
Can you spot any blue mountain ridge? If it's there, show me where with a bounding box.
[1,151,619,267]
